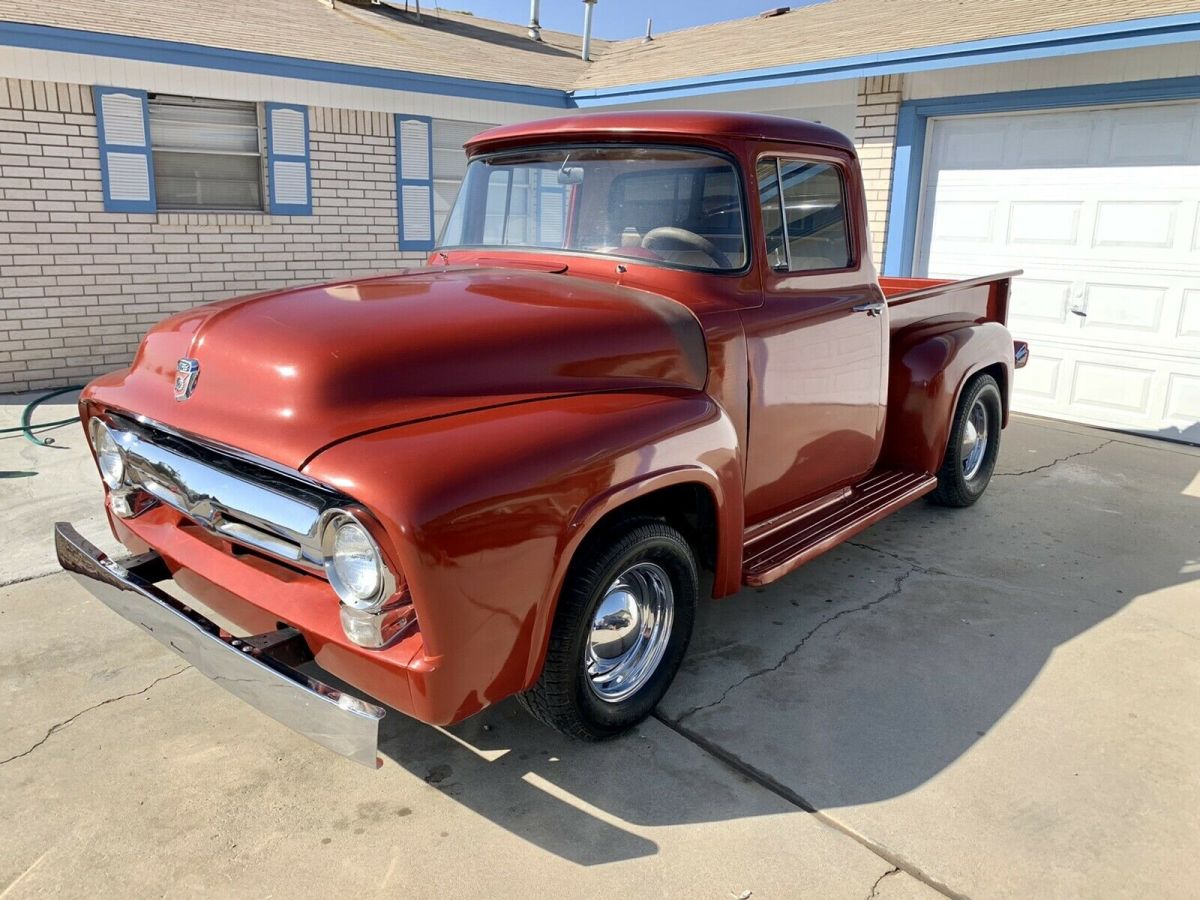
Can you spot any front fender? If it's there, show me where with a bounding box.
[881,321,1014,473]
[303,390,742,724]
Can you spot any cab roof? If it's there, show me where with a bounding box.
[465,111,856,155]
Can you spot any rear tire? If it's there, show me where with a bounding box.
[930,374,1002,508]
[519,518,697,740]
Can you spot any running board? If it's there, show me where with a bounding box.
[742,470,937,586]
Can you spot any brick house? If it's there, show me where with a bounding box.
[1,0,1199,440]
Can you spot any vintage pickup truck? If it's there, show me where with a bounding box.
[57,111,1026,766]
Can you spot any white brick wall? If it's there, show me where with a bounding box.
[0,78,426,394]
[854,75,902,267]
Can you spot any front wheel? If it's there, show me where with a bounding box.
[519,519,697,740]
[930,374,1003,507]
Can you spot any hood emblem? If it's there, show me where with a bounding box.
[174,358,200,401]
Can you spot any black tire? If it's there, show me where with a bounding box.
[519,518,698,740]
[930,374,1003,508]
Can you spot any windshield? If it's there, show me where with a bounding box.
[439,146,747,272]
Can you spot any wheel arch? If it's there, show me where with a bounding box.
[881,320,1015,473]
[522,465,742,691]
[964,360,1009,426]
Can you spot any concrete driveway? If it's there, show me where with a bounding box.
[1,396,1197,898]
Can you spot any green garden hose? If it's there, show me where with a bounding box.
[0,384,84,447]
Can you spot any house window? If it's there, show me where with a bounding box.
[148,95,263,211]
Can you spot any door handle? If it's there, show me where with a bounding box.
[1069,282,1087,317]
[852,301,886,317]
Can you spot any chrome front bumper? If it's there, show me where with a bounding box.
[54,522,385,768]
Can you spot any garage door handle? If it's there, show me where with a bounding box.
[1070,306,1088,318]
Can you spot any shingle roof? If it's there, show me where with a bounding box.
[575,0,1200,91]
[1,0,1197,95]
[0,0,602,90]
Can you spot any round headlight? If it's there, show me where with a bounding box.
[323,512,390,609]
[89,419,124,489]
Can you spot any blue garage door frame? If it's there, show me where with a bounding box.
[883,75,1200,277]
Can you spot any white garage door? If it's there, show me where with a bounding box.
[916,102,1200,443]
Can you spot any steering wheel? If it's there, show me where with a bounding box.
[641,227,732,269]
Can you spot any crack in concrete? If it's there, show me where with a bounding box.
[0,666,190,766]
[0,568,63,590]
[673,566,918,724]
[653,713,968,900]
[993,440,1114,477]
[847,541,935,574]
[868,866,901,899]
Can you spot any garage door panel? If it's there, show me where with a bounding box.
[1180,290,1200,340]
[919,100,1200,440]
[1007,272,1191,357]
[927,199,997,244]
[1107,104,1200,165]
[1010,278,1071,324]
[1008,201,1082,245]
[1014,353,1063,400]
[935,119,1010,168]
[1164,375,1200,442]
[1092,200,1181,249]
[1013,342,1200,436]
[1070,360,1154,414]
[1016,118,1094,167]
[1081,283,1166,333]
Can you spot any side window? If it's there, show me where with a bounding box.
[758,158,852,271]
[779,160,851,270]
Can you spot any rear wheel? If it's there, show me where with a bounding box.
[930,374,1003,507]
[519,519,697,740]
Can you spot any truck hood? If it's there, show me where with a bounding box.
[86,266,708,470]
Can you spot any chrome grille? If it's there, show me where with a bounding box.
[109,415,341,573]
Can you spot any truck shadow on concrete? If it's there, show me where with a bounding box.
[371,423,1199,866]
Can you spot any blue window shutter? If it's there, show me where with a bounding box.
[536,168,567,247]
[93,86,156,213]
[266,103,312,215]
[395,115,435,251]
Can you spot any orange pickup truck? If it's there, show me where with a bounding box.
[58,111,1026,766]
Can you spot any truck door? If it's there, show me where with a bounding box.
[742,154,888,524]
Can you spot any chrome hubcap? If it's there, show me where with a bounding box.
[586,561,674,703]
[961,399,990,481]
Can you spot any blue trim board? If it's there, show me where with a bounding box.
[265,102,313,216]
[396,115,436,252]
[882,76,1200,277]
[571,12,1200,105]
[92,85,157,213]
[0,21,570,108]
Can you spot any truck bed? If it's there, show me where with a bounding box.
[879,271,1022,331]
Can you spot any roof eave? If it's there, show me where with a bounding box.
[570,11,1200,106]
